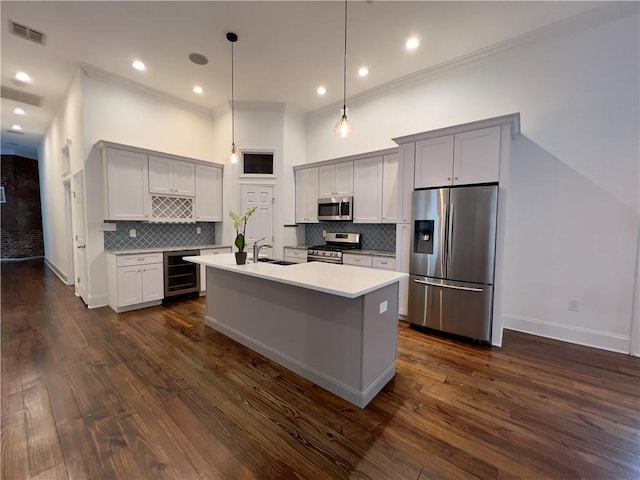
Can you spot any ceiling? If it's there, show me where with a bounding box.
[1,1,604,158]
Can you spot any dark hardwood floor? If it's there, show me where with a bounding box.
[2,259,639,479]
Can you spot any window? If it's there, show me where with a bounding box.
[243,152,274,175]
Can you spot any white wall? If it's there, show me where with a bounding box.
[306,6,639,353]
[81,68,217,162]
[38,68,84,282]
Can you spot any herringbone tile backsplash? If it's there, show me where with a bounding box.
[104,222,216,250]
[305,223,396,251]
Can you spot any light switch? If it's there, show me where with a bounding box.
[196,227,202,234]
[129,229,136,238]
[379,300,388,314]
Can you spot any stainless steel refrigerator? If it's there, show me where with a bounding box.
[408,185,498,341]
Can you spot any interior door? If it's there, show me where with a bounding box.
[447,185,498,284]
[72,171,88,304]
[241,185,274,257]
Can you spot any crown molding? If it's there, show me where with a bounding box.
[80,63,214,116]
[307,3,639,120]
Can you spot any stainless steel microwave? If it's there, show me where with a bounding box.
[318,197,353,221]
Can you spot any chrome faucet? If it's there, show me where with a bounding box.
[252,237,272,261]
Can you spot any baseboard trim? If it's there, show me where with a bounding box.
[43,258,72,285]
[88,293,108,309]
[504,314,631,354]
[204,315,394,408]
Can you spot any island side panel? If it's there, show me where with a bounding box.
[205,267,365,403]
[361,283,399,403]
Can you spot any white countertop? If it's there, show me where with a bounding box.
[185,253,407,299]
[107,245,231,255]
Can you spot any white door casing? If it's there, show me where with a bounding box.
[72,171,88,304]
[241,184,274,258]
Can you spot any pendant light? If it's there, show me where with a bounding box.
[334,0,353,138]
[227,32,239,164]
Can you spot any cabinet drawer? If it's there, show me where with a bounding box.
[116,252,163,267]
[343,254,373,268]
[200,248,232,255]
[372,256,396,270]
[284,248,307,260]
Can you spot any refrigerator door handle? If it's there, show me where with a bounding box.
[443,204,449,274]
[448,204,454,269]
[414,279,484,293]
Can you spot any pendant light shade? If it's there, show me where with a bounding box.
[334,0,353,138]
[227,32,239,164]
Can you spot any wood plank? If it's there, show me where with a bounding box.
[1,260,639,480]
[1,410,30,480]
[30,462,68,480]
[23,383,64,477]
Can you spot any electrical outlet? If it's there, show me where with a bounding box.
[196,227,202,235]
[129,229,136,238]
[569,299,580,312]
[379,300,388,314]
[322,230,326,238]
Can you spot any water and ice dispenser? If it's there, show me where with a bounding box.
[414,220,434,254]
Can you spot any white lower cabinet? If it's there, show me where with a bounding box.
[200,248,232,292]
[284,248,307,264]
[108,253,164,312]
[343,253,396,270]
[343,253,373,268]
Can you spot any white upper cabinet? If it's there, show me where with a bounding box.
[295,167,319,223]
[195,164,223,221]
[318,162,354,198]
[381,153,398,224]
[104,148,150,221]
[415,126,501,188]
[353,156,383,223]
[415,135,455,189]
[149,156,196,196]
[454,126,501,185]
[397,143,415,224]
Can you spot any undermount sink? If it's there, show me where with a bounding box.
[256,258,296,266]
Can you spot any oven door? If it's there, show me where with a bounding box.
[317,197,352,221]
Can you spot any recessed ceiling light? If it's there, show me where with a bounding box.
[14,71,31,83]
[358,67,369,77]
[11,124,23,131]
[406,37,420,50]
[317,86,327,96]
[132,60,146,71]
[13,108,25,115]
[193,86,204,94]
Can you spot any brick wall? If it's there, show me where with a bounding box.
[1,155,44,259]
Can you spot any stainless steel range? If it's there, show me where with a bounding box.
[307,232,361,264]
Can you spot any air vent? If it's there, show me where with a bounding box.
[1,86,43,107]
[5,130,24,135]
[9,20,46,45]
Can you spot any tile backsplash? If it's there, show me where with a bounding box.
[305,223,396,251]
[104,222,216,250]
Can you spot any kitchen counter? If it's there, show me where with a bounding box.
[106,244,231,255]
[186,252,406,407]
[283,244,313,250]
[186,253,405,299]
[345,249,396,258]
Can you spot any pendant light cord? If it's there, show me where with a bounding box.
[342,0,348,117]
[231,40,235,146]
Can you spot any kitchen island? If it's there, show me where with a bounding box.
[185,253,407,408]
